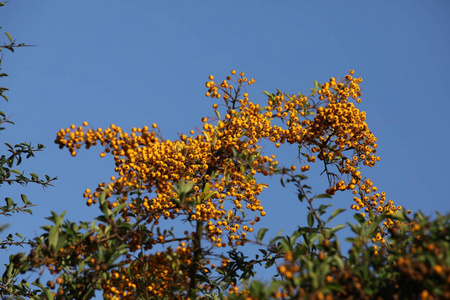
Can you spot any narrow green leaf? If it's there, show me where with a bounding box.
[318,204,331,215]
[280,177,285,187]
[77,260,86,275]
[309,234,321,245]
[203,182,210,194]
[231,147,238,157]
[307,212,314,228]
[20,194,29,205]
[389,210,406,221]
[314,193,332,199]
[111,202,127,215]
[203,191,216,201]
[182,181,195,194]
[5,197,13,209]
[48,225,59,252]
[314,80,320,90]
[10,169,22,175]
[327,208,346,223]
[99,191,111,218]
[6,258,14,277]
[41,225,52,232]
[329,224,346,235]
[4,32,12,43]
[0,224,9,232]
[257,228,268,242]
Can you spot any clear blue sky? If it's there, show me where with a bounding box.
[2,0,450,285]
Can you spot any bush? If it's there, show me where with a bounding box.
[1,3,448,298]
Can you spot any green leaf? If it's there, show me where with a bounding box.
[257,228,268,242]
[307,212,314,228]
[353,213,365,223]
[327,208,346,224]
[44,287,54,299]
[314,193,332,199]
[203,191,216,201]
[367,215,386,237]
[231,147,238,157]
[170,197,181,206]
[329,224,346,235]
[5,197,13,209]
[332,253,344,270]
[203,182,210,194]
[6,257,14,277]
[48,224,60,252]
[98,247,104,261]
[214,109,221,120]
[99,191,111,219]
[20,194,29,205]
[10,169,22,175]
[4,32,12,43]
[309,233,321,245]
[0,224,9,232]
[314,80,320,90]
[265,258,275,268]
[181,181,194,194]
[55,235,67,252]
[77,260,86,275]
[389,210,406,221]
[318,204,331,215]
[111,202,127,215]
[262,91,271,97]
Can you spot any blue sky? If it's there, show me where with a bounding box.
[1,0,450,285]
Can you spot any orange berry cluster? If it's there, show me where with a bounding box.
[55,109,274,248]
[204,70,404,237]
[102,246,192,299]
[56,69,404,247]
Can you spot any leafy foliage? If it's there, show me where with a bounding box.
[0,4,56,297]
